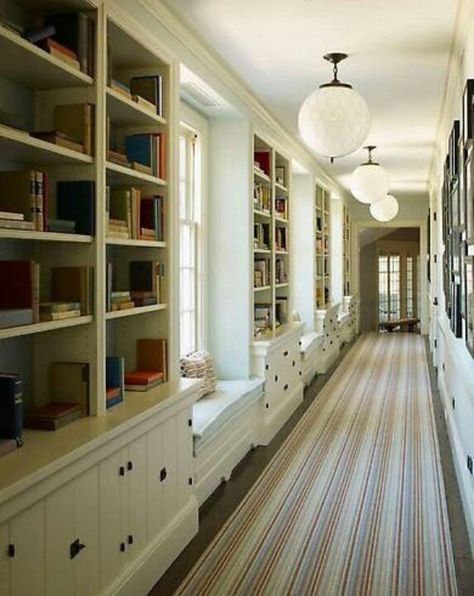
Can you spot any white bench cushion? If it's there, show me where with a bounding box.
[193,378,264,453]
[300,331,323,355]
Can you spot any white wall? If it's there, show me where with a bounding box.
[427,0,474,553]
[330,197,344,305]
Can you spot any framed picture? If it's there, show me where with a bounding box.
[460,241,467,320]
[466,149,474,243]
[462,79,474,148]
[465,255,474,355]
[275,165,286,186]
[458,135,466,229]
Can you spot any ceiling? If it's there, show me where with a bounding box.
[162,0,459,200]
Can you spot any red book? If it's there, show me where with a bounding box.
[124,370,163,386]
[254,150,271,176]
[106,387,120,401]
[37,38,78,60]
[0,261,35,309]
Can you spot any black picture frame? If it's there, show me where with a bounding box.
[462,79,474,148]
[465,255,474,355]
[466,148,474,243]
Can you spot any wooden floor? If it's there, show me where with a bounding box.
[152,334,472,595]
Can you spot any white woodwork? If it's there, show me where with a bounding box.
[0,522,10,595]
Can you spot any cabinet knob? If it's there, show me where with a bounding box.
[70,538,85,559]
[160,467,167,482]
[127,461,133,471]
[120,542,126,552]
[283,350,288,356]
[188,418,192,427]
[119,466,125,477]
[188,477,193,485]
[284,384,289,391]
[128,534,134,545]
[7,544,15,558]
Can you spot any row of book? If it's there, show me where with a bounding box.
[275,227,288,252]
[106,187,165,241]
[275,297,288,326]
[254,259,271,288]
[254,303,272,335]
[254,222,271,250]
[109,75,164,117]
[275,197,288,220]
[315,238,329,253]
[1,11,95,76]
[108,130,167,179]
[254,150,271,177]
[106,260,165,312]
[276,258,288,285]
[0,171,95,234]
[32,102,94,156]
[254,183,271,213]
[0,261,93,329]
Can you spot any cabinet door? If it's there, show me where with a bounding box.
[0,522,10,596]
[147,424,164,540]
[75,467,99,596]
[176,409,194,509]
[10,502,45,596]
[127,436,147,557]
[99,450,127,590]
[161,416,178,522]
[45,482,75,596]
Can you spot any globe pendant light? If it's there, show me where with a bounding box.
[298,53,371,161]
[370,194,399,222]
[351,145,390,204]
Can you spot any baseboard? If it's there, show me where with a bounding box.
[106,497,199,596]
[258,383,304,446]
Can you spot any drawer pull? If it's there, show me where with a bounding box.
[160,467,167,482]
[119,465,125,477]
[8,544,15,558]
[188,418,192,427]
[70,538,85,559]
[274,374,278,382]
[128,534,134,545]
[292,360,296,367]
[120,542,126,552]
[283,350,289,356]
[265,364,269,371]
[265,403,270,409]
[127,461,133,471]
[188,477,193,485]
[284,384,289,391]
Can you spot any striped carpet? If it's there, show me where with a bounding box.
[176,333,458,596]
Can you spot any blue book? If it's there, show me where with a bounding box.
[125,134,153,171]
[57,180,95,235]
[105,356,124,409]
[0,373,23,446]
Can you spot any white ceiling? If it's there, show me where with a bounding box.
[163,0,460,200]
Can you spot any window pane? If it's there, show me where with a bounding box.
[179,135,187,219]
[180,268,195,311]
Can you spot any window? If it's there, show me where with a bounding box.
[179,127,201,356]
[378,253,417,323]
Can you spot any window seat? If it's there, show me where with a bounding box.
[192,377,264,505]
[299,331,323,386]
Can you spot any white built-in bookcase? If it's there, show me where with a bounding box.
[343,204,351,295]
[0,0,179,418]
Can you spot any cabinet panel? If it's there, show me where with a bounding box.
[10,502,45,596]
[45,481,75,596]
[127,436,147,557]
[99,450,125,590]
[147,424,164,540]
[176,409,193,508]
[161,416,178,522]
[75,467,99,596]
[0,522,9,596]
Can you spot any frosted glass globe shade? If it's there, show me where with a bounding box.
[298,85,370,159]
[350,163,390,204]
[370,195,399,222]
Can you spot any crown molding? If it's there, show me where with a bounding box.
[135,0,349,200]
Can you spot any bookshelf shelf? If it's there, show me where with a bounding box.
[106,237,166,248]
[0,315,93,340]
[274,215,288,224]
[254,248,271,254]
[315,184,331,309]
[105,303,167,320]
[106,160,167,187]
[254,209,271,219]
[0,230,93,243]
[254,285,272,292]
[275,250,288,255]
[253,168,270,184]
[106,87,167,128]
[0,123,93,165]
[275,182,289,193]
[0,23,93,90]
[275,283,289,289]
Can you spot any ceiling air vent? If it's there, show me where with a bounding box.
[180,81,223,108]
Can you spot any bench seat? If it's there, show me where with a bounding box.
[299,331,323,386]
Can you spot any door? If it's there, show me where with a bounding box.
[0,522,10,596]
[74,467,99,596]
[126,436,148,557]
[147,423,164,540]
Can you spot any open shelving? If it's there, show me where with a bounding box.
[343,204,351,295]
[315,184,331,309]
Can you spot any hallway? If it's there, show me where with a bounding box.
[173,334,457,595]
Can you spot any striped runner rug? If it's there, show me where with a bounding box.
[176,333,458,596]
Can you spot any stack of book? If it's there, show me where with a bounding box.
[130,75,164,117]
[32,103,94,155]
[51,266,93,316]
[0,373,23,453]
[50,362,90,416]
[254,183,271,213]
[125,132,166,179]
[109,79,132,99]
[39,302,82,322]
[275,197,288,219]
[110,291,134,312]
[276,258,288,284]
[254,222,270,249]
[57,180,95,235]
[23,12,95,75]
[124,338,167,392]
[140,195,165,241]
[0,260,39,328]
[275,227,287,251]
[254,151,271,177]
[25,402,82,431]
[108,148,130,167]
[254,259,270,288]
[0,170,47,231]
[254,304,272,334]
[275,298,288,326]
[130,260,164,304]
[106,356,124,409]
[106,187,164,241]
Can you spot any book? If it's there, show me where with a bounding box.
[140,195,164,241]
[22,24,56,44]
[31,131,84,153]
[36,38,81,70]
[132,95,157,113]
[34,170,44,231]
[125,133,164,177]
[25,402,82,431]
[45,12,91,74]
[0,439,17,457]
[0,220,35,231]
[131,161,153,175]
[39,309,81,321]
[0,170,36,228]
[40,302,81,313]
[110,79,132,100]
[125,377,164,392]
[51,266,92,316]
[130,261,163,302]
[0,260,39,323]
[55,103,94,155]
[106,387,122,409]
[57,180,95,235]
[111,301,135,311]
[0,211,23,221]
[136,338,167,381]
[0,308,33,328]
[106,357,124,409]
[254,151,271,176]
[50,362,90,416]
[108,149,130,166]
[130,75,163,116]
[47,218,76,233]
[124,370,163,386]
[0,373,23,444]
